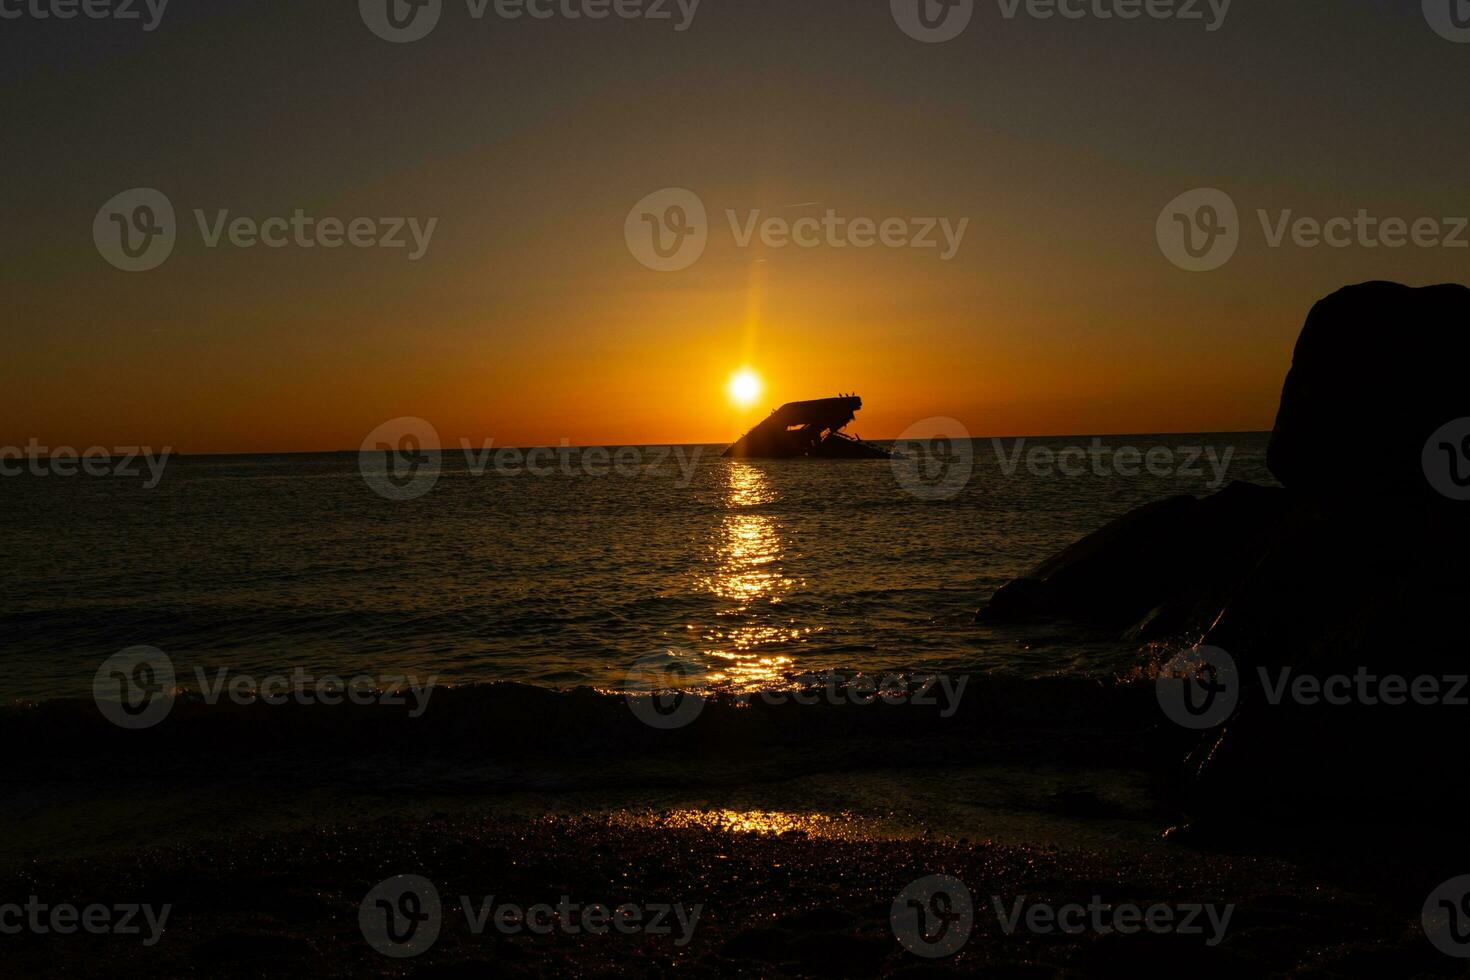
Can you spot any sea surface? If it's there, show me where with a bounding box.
[0,434,1272,702]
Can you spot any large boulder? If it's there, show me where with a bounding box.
[1267,281,1470,501]
[979,281,1470,820]
[1188,502,1470,816]
[979,482,1288,634]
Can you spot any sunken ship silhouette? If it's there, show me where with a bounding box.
[723,394,892,459]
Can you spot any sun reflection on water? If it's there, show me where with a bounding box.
[687,463,808,691]
[705,463,787,602]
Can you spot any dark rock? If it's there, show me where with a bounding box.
[1267,280,1470,501]
[1077,927,1246,978]
[191,932,313,963]
[980,577,1057,621]
[978,482,1289,633]
[721,926,793,962]
[778,932,890,977]
[778,906,857,932]
[980,282,1470,820]
[1186,502,1470,815]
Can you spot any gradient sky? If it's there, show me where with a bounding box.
[3,1,1468,452]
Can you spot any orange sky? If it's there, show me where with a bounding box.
[5,3,1466,454]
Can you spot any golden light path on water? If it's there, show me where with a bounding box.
[688,463,809,692]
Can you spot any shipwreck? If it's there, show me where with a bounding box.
[723,394,893,459]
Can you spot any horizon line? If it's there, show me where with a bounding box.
[33,429,1273,459]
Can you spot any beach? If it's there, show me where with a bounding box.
[3,672,1465,975]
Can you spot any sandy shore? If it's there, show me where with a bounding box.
[2,685,1464,975]
[0,807,1445,977]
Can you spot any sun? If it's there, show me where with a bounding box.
[727,369,764,408]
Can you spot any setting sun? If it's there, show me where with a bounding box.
[727,369,764,408]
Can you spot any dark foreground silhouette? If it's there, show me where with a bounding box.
[982,280,1470,821]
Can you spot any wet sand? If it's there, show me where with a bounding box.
[0,803,1453,977]
[2,684,1463,975]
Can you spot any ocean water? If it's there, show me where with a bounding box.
[0,434,1272,701]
